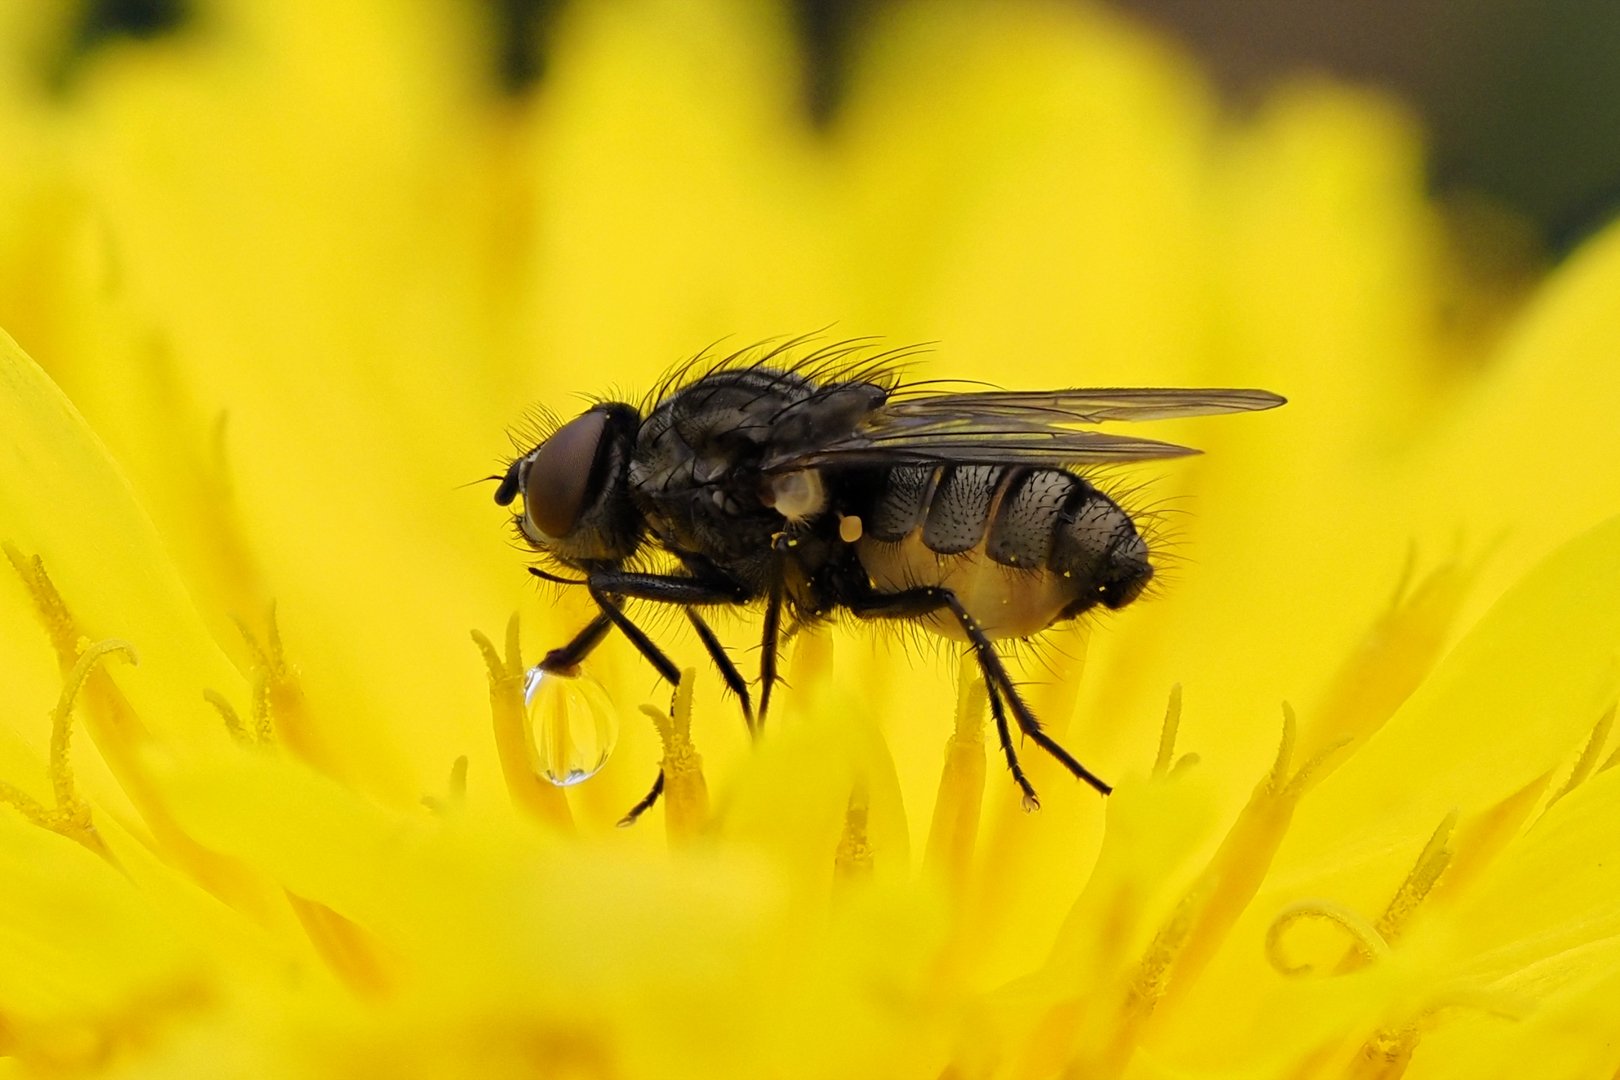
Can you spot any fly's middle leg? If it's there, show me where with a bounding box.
[684,608,754,729]
[584,586,681,826]
[579,569,756,825]
[757,581,784,731]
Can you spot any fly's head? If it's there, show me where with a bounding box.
[496,403,643,565]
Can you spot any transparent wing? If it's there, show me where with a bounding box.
[873,387,1286,425]
[762,386,1284,471]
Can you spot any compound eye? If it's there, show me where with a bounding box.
[524,410,609,538]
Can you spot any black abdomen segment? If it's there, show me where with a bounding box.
[986,469,1070,568]
[860,463,1152,612]
[864,464,1137,564]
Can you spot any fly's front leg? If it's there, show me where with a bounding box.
[616,771,665,829]
[587,568,751,606]
[535,609,613,676]
[528,568,686,691]
[587,567,756,726]
[588,566,757,728]
[583,569,754,825]
[576,585,680,827]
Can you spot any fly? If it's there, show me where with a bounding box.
[494,340,1284,822]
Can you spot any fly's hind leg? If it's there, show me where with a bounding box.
[982,676,1041,811]
[846,584,1111,805]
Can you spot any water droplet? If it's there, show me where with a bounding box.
[523,666,618,787]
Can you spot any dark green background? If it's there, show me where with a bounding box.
[51,0,1620,255]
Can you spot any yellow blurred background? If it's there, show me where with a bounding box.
[5,3,1620,1075]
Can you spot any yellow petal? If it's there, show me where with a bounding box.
[0,329,241,739]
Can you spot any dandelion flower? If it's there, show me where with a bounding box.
[3,2,1620,1077]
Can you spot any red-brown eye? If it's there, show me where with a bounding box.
[523,410,609,538]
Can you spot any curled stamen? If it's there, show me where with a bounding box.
[1350,983,1530,1074]
[204,688,253,744]
[0,637,136,854]
[1266,900,1390,977]
[54,640,138,799]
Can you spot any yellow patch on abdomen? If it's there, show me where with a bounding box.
[856,533,1074,642]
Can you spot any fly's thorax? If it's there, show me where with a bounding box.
[626,369,884,568]
[850,463,1153,639]
[496,403,643,564]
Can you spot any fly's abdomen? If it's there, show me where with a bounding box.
[1050,480,1152,611]
[986,469,1072,568]
[854,464,1151,640]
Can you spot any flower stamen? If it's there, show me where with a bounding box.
[473,615,573,831]
[1344,985,1530,1078]
[1128,704,1351,1026]
[640,670,708,844]
[422,756,469,814]
[1268,810,1454,979]
[1373,811,1455,947]
[0,637,134,856]
[923,655,988,896]
[1545,701,1615,809]
[233,605,313,755]
[835,781,874,885]
[3,543,83,670]
[202,687,254,744]
[5,549,280,906]
[1429,771,1550,910]
[1152,684,1183,779]
[285,893,396,998]
[1302,553,1475,765]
